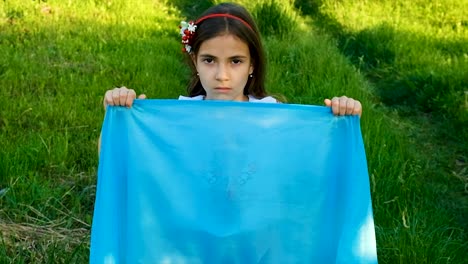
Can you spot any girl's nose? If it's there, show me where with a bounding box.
[215,64,229,81]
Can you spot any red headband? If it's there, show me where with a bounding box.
[195,13,253,30]
[179,14,253,53]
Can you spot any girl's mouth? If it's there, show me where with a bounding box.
[214,87,231,93]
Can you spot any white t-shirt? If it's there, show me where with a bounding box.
[178,95,278,103]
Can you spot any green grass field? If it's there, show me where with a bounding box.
[0,0,467,263]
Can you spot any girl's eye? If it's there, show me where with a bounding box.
[203,58,214,64]
[232,59,242,64]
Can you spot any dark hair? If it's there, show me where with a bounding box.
[185,3,268,98]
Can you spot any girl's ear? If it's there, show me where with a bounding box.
[249,64,254,75]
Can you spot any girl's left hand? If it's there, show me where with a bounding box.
[324,96,362,117]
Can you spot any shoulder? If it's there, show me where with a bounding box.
[248,95,279,103]
[178,95,279,103]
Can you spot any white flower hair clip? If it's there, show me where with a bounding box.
[179,21,197,53]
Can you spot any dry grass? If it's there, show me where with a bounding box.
[0,220,88,247]
[0,219,89,263]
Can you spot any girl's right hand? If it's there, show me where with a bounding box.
[103,86,147,110]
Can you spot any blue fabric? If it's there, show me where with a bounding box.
[91,99,377,264]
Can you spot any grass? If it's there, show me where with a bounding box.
[1,0,467,263]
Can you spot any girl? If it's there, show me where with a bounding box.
[102,3,362,115]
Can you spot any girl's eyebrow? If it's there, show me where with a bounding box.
[198,54,248,59]
[198,54,214,58]
[229,55,248,59]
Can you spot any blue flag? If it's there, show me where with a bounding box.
[91,99,377,263]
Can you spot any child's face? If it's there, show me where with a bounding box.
[193,34,254,102]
